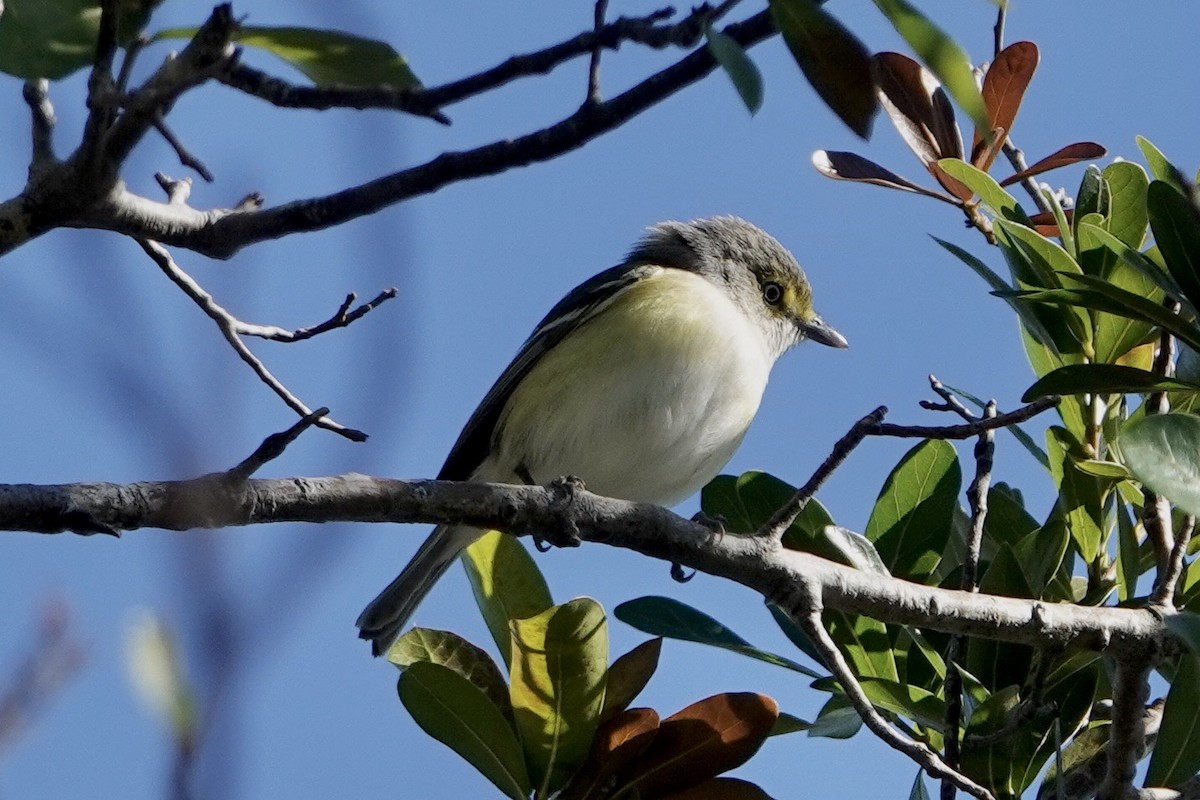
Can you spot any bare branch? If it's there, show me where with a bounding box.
[872,397,1059,440]
[783,582,996,800]
[585,0,611,106]
[234,288,398,342]
[227,408,330,481]
[22,81,57,169]
[1147,301,1180,596]
[153,112,215,182]
[136,239,367,441]
[1097,659,1153,800]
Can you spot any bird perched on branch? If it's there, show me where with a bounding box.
[357,216,846,655]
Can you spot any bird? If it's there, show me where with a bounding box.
[357,215,846,655]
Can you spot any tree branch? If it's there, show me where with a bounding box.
[1,9,777,259]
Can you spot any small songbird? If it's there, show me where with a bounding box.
[357,216,846,655]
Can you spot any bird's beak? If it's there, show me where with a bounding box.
[801,315,848,349]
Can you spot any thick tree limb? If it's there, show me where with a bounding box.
[0,473,1174,664]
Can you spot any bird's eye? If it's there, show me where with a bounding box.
[762,281,784,306]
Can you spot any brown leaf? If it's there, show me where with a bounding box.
[1028,209,1075,238]
[771,0,877,139]
[872,52,963,166]
[811,150,958,204]
[999,142,1107,186]
[602,638,663,719]
[558,708,660,800]
[654,777,777,800]
[621,693,779,798]
[971,41,1039,168]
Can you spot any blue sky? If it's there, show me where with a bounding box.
[2,1,1199,798]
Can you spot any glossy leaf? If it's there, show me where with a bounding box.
[1115,501,1141,603]
[811,151,956,203]
[1122,413,1200,517]
[1137,135,1190,193]
[822,526,889,576]
[703,470,841,564]
[866,439,961,582]
[856,677,946,730]
[1146,654,1200,787]
[509,599,608,795]
[870,0,988,136]
[559,707,660,800]
[937,158,1023,220]
[807,695,863,739]
[1047,426,1104,563]
[770,0,875,137]
[766,603,825,667]
[1103,161,1150,249]
[0,0,159,79]
[1023,364,1200,402]
[909,769,932,800]
[971,41,1038,168]
[706,27,763,115]
[769,712,813,736]
[871,52,964,174]
[624,693,778,797]
[464,530,553,667]
[388,627,511,716]
[601,638,662,718]
[397,661,531,800]
[155,24,421,88]
[657,778,776,800]
[999,142,1107,187]
[1148,180,1200,311]
[615,596,821,677]
[1013,516,1070,597]
[1076,221,1191,316]
[1168,613,1200,656]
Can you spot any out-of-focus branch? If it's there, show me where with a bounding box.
[0,602,84,756]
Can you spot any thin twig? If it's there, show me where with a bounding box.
[0,601,84,755]
[963,402,996,592]
[964,653,1056,747]
[759,407,886,541]
[922,375,977,422]
[873,397,1059,440]
[1151,515,1193,609]
[22,81,57,169]
[135,239,367,441]
[1146,303,1179,588]
[787,583,996,800]
[116,35,148,94]
[226,408,330,482]
[79,0,122,170]
[233,289,399,342]
[1000,141,1053,216]
[585,0,610,106]
[992,1,1008,58]
[152,112,215,182]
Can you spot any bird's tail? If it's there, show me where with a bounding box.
[356,524,480,656]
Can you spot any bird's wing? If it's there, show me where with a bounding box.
[437,262,655,481]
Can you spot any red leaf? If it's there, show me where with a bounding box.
[872,52,963,166]
[971,41,1039,168]
[811,150,958,204]
[621,693,779,798]
[999,142,1107,186]
[655,777,777,800]
[559,708,660,800]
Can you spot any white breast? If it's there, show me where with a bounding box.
[484,269,775,505]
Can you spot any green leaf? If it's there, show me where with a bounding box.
[705,26,763,115]
[807,695,863,739]
[866,439,961,582]
[704,470,840,562]
[601,638,662,718]
[1122,413,1200,517]
[1075,221,1190,316]
[984,483,1040,549]
[463,530,553,668]
[825,611,899,682]
[154,24,421,88]
[769,0,876,137]
[1047,426,1104,563]
[1023,364,1200,402]
[509,598,608,796]
[870,0,988,134]
[1115,501,1141,603]
[770,712,813,736]
[1076,165,1110,222]
[1012,517,1070,596]
[1148,180,1200,312]
[1167,612,1200,656]
[614,596,821,677]
[936,158,1022,221]
[766,603,825,667]
[1146,654,1200,787]
[909,769,932,800]
[0,0,159,79]
[822,526,890,576]
[1137,136,1189,192]
[1103,161,1150,249]
[856,677,946,730]
[388,627,511,717]
[398,661,531,800]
